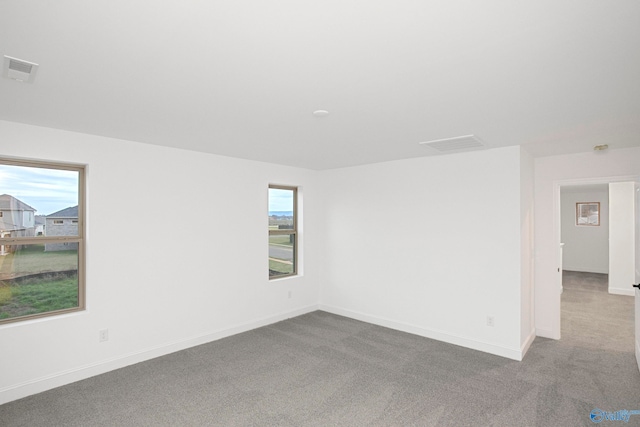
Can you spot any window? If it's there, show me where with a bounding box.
[576,202,600,226]
[0,159,85,324]
[268,185,297,279]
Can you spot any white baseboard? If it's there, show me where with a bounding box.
[520,329,536,358]
[0,304,318,405]
[609,288,635,297]
[636,339,640,374]
[318,304,523,361]
[534,327,558,339]
[563,268,608,275]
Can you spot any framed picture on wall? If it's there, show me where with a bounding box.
[576,202,600,226]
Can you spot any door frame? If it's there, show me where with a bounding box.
[634,182,640,372]
[551,174,638,340]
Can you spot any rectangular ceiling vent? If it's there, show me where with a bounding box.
[2,55,39,83]
[419,134,487,154]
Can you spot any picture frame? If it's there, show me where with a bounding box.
[576,202,600,226]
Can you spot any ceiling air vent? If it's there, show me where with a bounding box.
[2,56,39,83]
[419,134,487,154]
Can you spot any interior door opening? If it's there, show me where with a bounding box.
[556,180,637,345]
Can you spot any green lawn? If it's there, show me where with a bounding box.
[269,235,294,246]
[269,259,294,276]
[0,276,78,320]
[0,245,79,321]
[0,245,77,280]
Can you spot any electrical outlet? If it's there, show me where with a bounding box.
[288,290,292,299]
[99,329,109,342]
[486,316,495,327]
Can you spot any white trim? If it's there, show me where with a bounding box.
[535,327,558,340]
[520,329,536,358]
[535,328,555,339]
[556,175,640,187]
[562,267,608,275]
[318,304,524,361]
[0,304,319,405]
[609,288,635,297]
[552,182,562,339]
[636,335,640,374]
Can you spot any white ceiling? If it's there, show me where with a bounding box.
[1,1,639,170]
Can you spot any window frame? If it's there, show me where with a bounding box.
[268,185,297,280]
[0,157,86,325]
[576,202,600,226]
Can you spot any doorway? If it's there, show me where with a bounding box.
[557,180,636,347]
[559,184,609,282]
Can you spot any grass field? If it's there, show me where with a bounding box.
[269,259,294,276]
[0,245,77,280]
[0,245,79,321]
[269,235,294,246]
[0,276,78,320]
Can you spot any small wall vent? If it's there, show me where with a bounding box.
[419,134,487,154]
[3,56,39,83]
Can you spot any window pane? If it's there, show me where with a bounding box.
[0,243,79,321]
[576,202,599,226]
[269,234,295,277]
[268,185,297,279]
[0,163,79,237]
[268,188,294,229]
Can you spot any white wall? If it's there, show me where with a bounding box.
[0,120,322,404]
[534,147,640,339]
[609,182,636,296]
[560,188,609,274]
[319,146,528,360]
[520,148,535,353]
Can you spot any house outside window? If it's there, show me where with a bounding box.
[0,159,85,324]
[46,206,80,251]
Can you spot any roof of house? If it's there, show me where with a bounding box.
[0,194,36,212]
[47,206,78,218]
[35,215,47,226]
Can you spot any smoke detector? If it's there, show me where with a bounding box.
[3,56,39,83]
[419,134,487,154]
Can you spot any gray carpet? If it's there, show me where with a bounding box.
[561,270,634,353]
[1,273,638,426]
